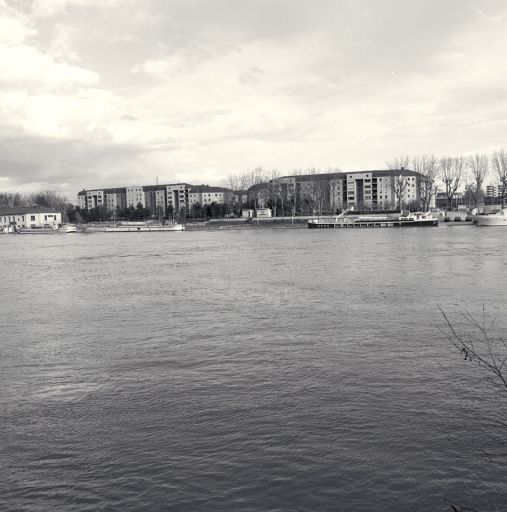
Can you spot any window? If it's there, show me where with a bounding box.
[31,215,35,221]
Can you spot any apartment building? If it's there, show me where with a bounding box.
[486,185,500,198]
[155,188,167,214]
[78,182,234,215]
[126,186,145,207]
[166,184,192,213]
[77,189,105,210]
[188,186,233,208]
[248,169,425,214]
[76,170,424,217]
[105,188,127,211]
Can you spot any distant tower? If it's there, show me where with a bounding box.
[156,176,159,185]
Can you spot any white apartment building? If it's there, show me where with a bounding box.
[105,189,127,211]
[78,188,127,211]
[344,171,419,209]
[188,186,233,208]
[126,186,144,207]
[80,189,105,209]
[486,185,499,198]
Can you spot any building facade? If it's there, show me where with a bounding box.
[126,186,145,207]
[105,188,127,211]
[248,169,425,214]
[166,184,192,213]
[486,185,500,198]
[77,183,233,216]
[0,207,62,229]
[188,186,233,208]
[78,189,105,210]
[77,169,426,218]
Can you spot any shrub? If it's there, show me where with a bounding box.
[454,216,462,222]
[444,217,451,222]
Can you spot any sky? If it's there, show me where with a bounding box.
[1,0,506,200]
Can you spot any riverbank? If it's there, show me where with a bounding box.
[185,217,310,230]
[73,212,477,232]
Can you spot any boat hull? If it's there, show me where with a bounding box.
[103,224,184,232]
[17,228,58,234]
[472,215,507,226]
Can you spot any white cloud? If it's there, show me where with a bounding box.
[30,0,115,18]
[0,45,99,89]
[132,55,187,76]
[0,2,36,45]
[49,23,80,62]
[0,88,119,140]
[0,14,34,45]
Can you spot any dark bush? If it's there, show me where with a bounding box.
[454,216,462,222]
[465,216,472,222]
[444,217,451,222]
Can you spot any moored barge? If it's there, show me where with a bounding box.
[308,211,438,229]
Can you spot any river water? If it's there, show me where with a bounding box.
[1,226,506,511]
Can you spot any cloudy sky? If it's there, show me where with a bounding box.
[1,0,506,200]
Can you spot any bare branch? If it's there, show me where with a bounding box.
[467,153,489,208]
[491,148,507,208]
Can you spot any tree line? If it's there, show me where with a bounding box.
[0,190,70,211]
[386,149,507,210]
[70,201,234,223]
[3,150,507,221]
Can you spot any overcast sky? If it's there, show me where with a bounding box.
[1,0,506,199]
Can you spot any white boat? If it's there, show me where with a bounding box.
[472,208,507,226]
[58,223,77,233]
[308,211,439,229]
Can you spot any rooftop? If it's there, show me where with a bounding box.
[0,206,60,215]
[189,186,232,193]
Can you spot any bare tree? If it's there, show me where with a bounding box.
[225,174,242,192]
[385,156,410,170]
[491,149,507,208]
[329,179,341,213]
[267,169,282,216]
[225,167,267,191]
[302,168,327,215]
[412,154,439,212]
[392,175,409,211]
[0,192,19,208]
[440,306,507,511]
[468,153,489,208]
[440,306,507,392]
[440,156,466,211]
